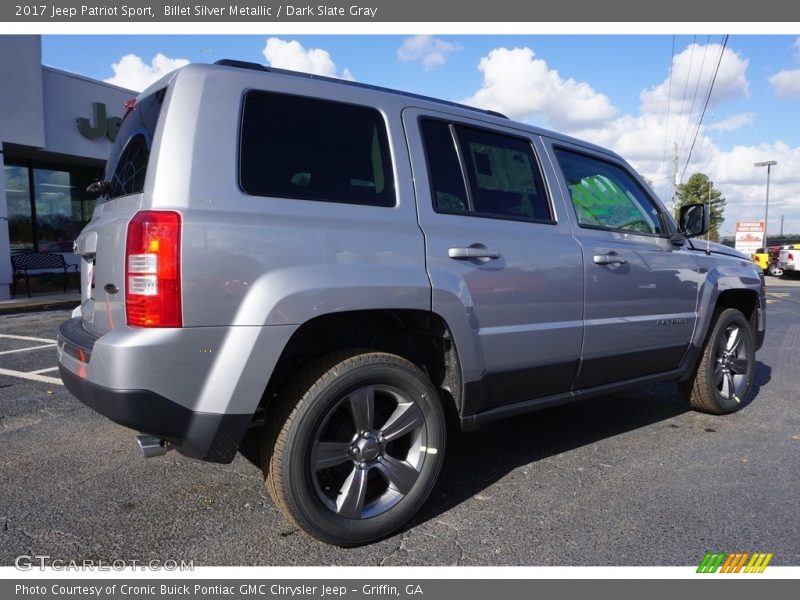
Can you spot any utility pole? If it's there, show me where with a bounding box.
[780,215,784,237]
[755,161,777,251]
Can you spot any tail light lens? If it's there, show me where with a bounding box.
[788,253,795,262]
[125,211,182,327]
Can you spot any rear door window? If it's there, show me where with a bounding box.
[239,91,395,207]
[421,119,552,223]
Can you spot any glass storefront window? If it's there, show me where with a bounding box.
[3,162,101,253]
[4,165,34,252]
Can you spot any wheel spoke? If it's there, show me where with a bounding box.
[336,466,369,519]
[730,357,750,375]
[726,327,741,352]
[347,386,375,433]
[714,364,724,386]
[311,441,353,471]
[720,372,735,399]
[379,401,425,442]
[375,455,420,495]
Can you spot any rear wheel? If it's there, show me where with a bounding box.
[263,350,446,546]
[679,308,756,414]
[768,264,784,277]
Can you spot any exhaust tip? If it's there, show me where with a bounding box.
[136,434,170,458]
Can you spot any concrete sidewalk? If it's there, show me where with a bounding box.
[0,290,81,315]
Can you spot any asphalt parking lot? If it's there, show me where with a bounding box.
[1,287,799,567]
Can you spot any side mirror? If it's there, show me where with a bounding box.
[678,203,710,238]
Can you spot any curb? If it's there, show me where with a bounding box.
[0,299,80,316]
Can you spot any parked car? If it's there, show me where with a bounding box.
[58,60,766,546]
[751,245,783,277]
[778,244,800,275]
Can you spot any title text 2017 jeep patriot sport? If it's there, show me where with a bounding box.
[58,60,766,546]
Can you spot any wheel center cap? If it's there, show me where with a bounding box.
[358,435,380,462]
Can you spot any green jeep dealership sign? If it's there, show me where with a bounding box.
[76,102,122,142]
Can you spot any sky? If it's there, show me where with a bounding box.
[42,34,800,237]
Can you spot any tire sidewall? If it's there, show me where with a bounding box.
[283,356,445,545]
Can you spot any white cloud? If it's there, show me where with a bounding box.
[460,42,800,234]
[706,113,755,132]
[769,69,800,97]
[262,38,353,80]
[397,35,460,70]
[462,47,616,130]
[104,53,189,92]
[640,43,749,115]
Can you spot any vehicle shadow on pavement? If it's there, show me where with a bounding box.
[414,359,773,530]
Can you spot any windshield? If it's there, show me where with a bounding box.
[101,88,166,202]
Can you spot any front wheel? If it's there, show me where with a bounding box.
[679,308,756,414]
[263,351,446,546]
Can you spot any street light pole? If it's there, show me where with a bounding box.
[755,160,777,251]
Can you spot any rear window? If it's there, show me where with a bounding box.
[103,88,166,201]
[239,91,395,207]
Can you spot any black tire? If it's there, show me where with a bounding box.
[262,350,446,546]
[679,308,756,414]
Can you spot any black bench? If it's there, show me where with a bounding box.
[11,252,79,298]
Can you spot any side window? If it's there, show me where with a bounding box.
[420,118,553,223]
[555,149,665,235]
[420,120,469,214]
[240,91,395,207]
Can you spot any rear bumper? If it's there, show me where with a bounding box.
[56,317,255,463]
[58,364,249,462]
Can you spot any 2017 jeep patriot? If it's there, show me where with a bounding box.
[58,60,766,546]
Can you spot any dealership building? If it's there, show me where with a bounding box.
[0,35,134,300]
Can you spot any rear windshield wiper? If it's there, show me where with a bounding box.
[86,180,112,198]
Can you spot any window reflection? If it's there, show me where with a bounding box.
[3,163,101,253]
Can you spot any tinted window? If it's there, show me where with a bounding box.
[555,149,665,235]
[104,89,165,201]
[421,119,552,223]
[240,92,395,207]
[420,120,469,214]
[457,126,551,222]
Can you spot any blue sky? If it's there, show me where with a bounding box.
[41,35,800,235]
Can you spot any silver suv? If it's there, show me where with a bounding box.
[58,60,766,546]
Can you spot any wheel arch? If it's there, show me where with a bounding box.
[257,309,464,428]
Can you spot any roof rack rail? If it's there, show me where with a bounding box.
[213,58,508,120]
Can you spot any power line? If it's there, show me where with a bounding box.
[662,35,676,166]
[674,35,697,156]
[678,34,729,184]
[661,35,677,201]
[681,36,711,160]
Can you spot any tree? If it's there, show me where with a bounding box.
[676,173,726,241]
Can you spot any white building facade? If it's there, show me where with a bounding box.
[0,35,134,299]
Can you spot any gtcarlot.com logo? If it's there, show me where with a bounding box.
[697,552,773,573]
[14,555,194,571]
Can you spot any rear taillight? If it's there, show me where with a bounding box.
[125,211,182,327]
[788,253,795,262]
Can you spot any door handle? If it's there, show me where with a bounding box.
[448,246,501,260]
[593,254,628,265]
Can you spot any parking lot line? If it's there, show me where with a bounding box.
[0,343,57,356]
[0,367,63,385]
[29,366,60,375]
[0,333,58,344]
